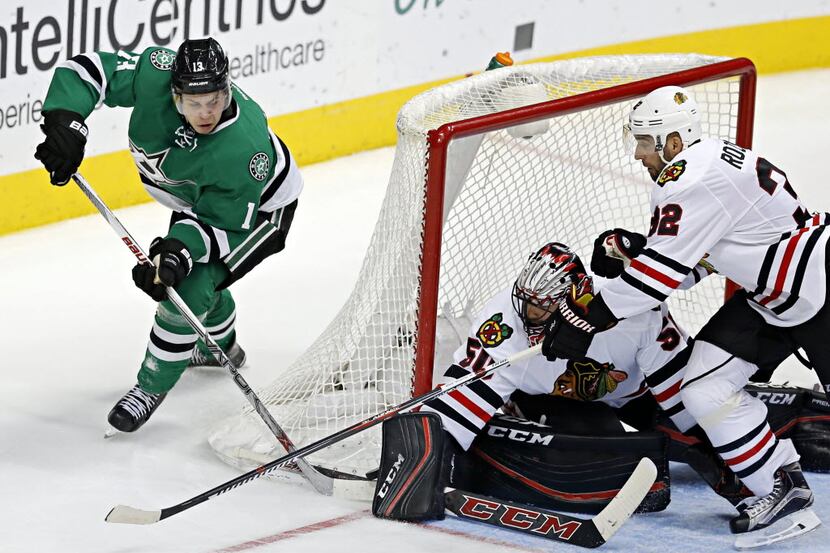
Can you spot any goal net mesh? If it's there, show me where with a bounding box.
[208,54,751,477]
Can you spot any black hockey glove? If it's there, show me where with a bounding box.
[34,109,88,186]
[131,237,193,301]
[591,228,647,278]
[542,281,617,361]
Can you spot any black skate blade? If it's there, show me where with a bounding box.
[733,508,821,550]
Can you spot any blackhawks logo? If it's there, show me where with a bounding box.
[552,360,628,401]
[477,313,513,348]
[673,91,688,105]
[149,49,175,71]
[697,253,718,275]
[657,159,687,185]
[249,152,270,181]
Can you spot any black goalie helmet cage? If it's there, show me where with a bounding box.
[171,38,231,109]
[511,242,586,329]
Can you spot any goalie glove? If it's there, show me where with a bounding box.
[541,276,617,361]
[591,228,647,278]
[131,237,193,301]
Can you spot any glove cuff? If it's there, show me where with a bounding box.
[150,237,193,276]
[43,109,88,142]
[584,292,618,329]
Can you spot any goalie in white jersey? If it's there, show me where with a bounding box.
[420,241,694,450]
[541,85,822,543]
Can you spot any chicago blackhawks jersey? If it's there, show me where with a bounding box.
[601,138,829,326]
[421,286,694,450]
[42,48,302,264]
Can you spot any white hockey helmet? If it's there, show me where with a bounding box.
[511,242,586,329]
[623,85,702,161]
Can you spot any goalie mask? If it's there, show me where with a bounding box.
[512,242,586,331]
[171,38,232,115]
[622,85,702,163]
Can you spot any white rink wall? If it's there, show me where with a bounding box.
[0,0,828,175]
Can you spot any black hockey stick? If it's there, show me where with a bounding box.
[105,343,543,524]
[444,457,657,548]
[71,173,335,496]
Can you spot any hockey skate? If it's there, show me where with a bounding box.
[187,340,246,369]
[730,462,821,549]
[107,385,167,433]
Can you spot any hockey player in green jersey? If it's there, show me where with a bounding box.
[34,38,303,432]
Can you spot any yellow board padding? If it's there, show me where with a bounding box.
[271,77,458,166]
[533,16,830,73]
[2,151,149,235]
[3,15,829,236]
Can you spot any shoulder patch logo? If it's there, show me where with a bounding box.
[657,159,687,186]
[249,152,270,181]
[477,313,513,348]
[149,49,175,71]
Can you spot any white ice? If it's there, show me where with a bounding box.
[2,68,830,553]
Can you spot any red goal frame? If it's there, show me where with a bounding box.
[413,57,757,396]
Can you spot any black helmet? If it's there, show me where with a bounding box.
[171,38,230,96]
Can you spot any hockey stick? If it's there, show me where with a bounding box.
[444,457,658,549]
[105,343,543,524]
[71,173,334,496]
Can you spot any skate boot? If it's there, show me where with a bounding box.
[188,340,246,369]
[730,462,821,548]
[107,384,167,432]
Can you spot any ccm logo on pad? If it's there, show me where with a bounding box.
[376,453,405,499]
[458,495,582,539]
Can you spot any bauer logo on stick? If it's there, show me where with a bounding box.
[477,313,513,348]
[657,159,687,186]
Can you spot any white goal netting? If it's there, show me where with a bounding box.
[209,54,753,478]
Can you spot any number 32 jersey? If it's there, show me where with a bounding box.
[600,138,829,326]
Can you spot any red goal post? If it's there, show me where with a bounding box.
[414,57,757,395]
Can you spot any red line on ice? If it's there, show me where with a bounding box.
[213,510,371,552]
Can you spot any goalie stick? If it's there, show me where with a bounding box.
[444,457,658,549]
[105,343,544,525]
[71,173,335,496]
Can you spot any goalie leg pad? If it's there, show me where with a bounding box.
[372,412,454,521]
[747,383,830,472]
[451,413,669,515]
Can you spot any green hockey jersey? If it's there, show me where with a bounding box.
[43,47,303,266]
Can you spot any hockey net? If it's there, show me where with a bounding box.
[209,54,756,478]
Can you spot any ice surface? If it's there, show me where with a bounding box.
[2,68,829,553]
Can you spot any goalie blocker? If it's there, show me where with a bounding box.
[372,412,669,521]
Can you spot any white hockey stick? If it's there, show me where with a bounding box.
[71,172,334,496]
